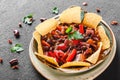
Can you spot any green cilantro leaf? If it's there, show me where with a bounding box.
[11,44,24,53]
[73,31,84,39]
[52,7,59,14]
[68,31,84,40]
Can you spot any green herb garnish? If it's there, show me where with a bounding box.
[65,26,72,34]
[52,7,59,14]
[68,31,84,40]
[11,44,24,53]
[73,31,84,39]
[23,14,33,25]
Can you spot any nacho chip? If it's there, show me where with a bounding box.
[35,52,59,67]
[33,31,43,55]
[35,18,58,36]
[60,61,91,68]
[82,13,102,29]
[97,25,110,50]
[86,42,102,64]
[59,6,83,23]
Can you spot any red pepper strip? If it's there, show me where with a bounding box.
[80,53,86,61]
[79,24,84,34]
[41,40,50,47]
[61,53,68,63]
[66,49,77,62]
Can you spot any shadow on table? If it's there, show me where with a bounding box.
[95,52,119,80]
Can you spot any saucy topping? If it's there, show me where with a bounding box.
[41,23,101,65]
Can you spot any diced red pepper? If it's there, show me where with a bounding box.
[79,24,84,34]
[41,40,50,47]
[72,39,79,45]
[54,50,65,64]
[56,43,67,51]
[66,49,77,62]
[47,51,56,58]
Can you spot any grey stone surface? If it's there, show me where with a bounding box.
[0,0,119,80]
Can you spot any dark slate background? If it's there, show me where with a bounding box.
[0,0,119,80]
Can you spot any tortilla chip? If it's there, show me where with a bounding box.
[86,42,102,64]
[35,18,58,36]
[82,13,102,29]
[35,52,59,67]
[97,25,110,50]
[59,6,82,23]
[33,31,43,55]
[60,61,91,68]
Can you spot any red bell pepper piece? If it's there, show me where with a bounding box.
[66,49,77,62]
[47,51,56,58]
[56,43,67,51]
[79,24,84,34]
[72,39,79,45]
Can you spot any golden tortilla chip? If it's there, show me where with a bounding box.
[33,31,43,55]
[35,18,58,36]
[97,25,110,50]
[59,6,82,23]
[35,52,59,67]
[86,42,102,64]
[60,61,91,68]
[82,13,102,29]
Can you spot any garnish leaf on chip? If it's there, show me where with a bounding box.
[81,10,85,22]
[11,44,24,53]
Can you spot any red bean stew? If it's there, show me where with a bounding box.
[41,23,101,66]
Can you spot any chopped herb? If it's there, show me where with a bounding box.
[52,7,59,14]
[11,44,24,53]
[65,26,73,34]
[68,31,84,40]
[23,14,33,25]
[73,31,84,39]
[68,33,74,40]
[27,14,33,18]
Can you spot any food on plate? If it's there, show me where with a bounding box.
[82,13,102,29]
[60,61,91,68]
[86,42,102,64]
[35,18,58,36]
[59,6,84,23]
[97,25,110,50]
[33,31,43,55]
[33,6,111,71]
[35,52,59,67]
